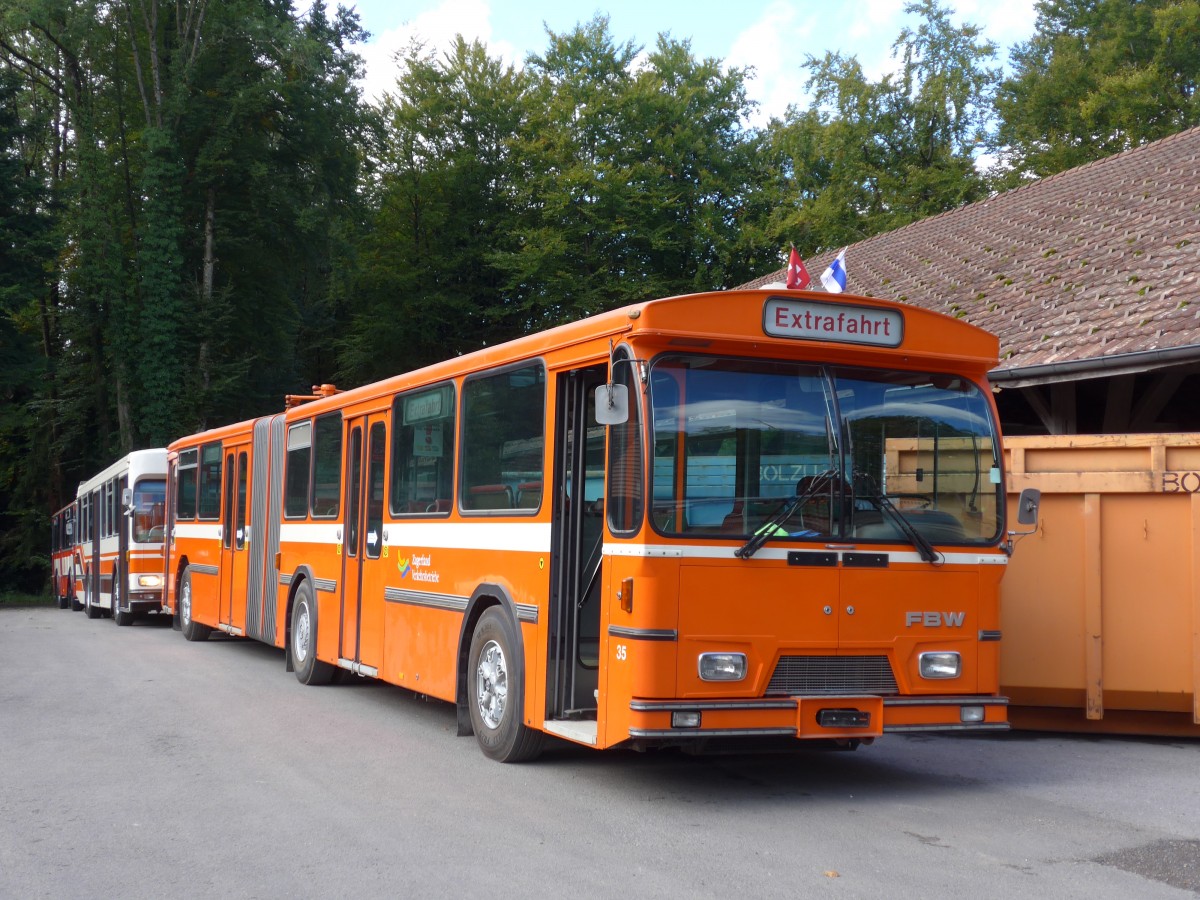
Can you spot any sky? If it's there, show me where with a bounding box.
[340,0,1040,125]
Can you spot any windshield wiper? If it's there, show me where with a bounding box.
[735,470,840,559]
[853,473,942,565]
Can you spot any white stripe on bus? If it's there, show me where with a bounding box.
[279,521,552,554]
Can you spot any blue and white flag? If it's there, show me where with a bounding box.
[820,249,847,293]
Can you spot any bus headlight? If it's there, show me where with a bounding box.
[698,652,747,682]
[137,574,164,588]
[918,651,960,679]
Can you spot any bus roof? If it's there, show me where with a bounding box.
[168,288,1000,446]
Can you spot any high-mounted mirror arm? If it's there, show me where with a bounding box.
[1004,487,1041,555]
[594,340,647,427]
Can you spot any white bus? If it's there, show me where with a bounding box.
[75,449,169,624]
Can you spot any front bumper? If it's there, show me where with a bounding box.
[626,694,1008,744]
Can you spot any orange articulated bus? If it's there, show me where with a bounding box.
[50,501,77,609]
[164,288,1030,761]
[74,449,169,624]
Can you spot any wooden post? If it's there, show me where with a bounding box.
[1083,493,1104,720]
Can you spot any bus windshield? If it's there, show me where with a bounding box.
[649,355,1002,545]
[133,478,167,543]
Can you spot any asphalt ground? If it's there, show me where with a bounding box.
[2,605,1198,899]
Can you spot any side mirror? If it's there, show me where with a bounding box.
[1016,488,1040,526]
[594,383,629,426]
[122,487,134,516]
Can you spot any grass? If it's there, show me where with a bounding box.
[0,590,55,607]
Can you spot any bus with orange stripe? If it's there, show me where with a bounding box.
[50,500,77,609]
[163,288,1035,761]
[74,449,169,624]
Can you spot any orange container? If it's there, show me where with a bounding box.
[1002,433,1200,736]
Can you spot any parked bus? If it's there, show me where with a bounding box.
[75,449,169,624]
[50,501,77,609]
[164,288,1035,761]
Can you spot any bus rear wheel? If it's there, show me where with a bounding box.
[84,580,100,619]
[290,582,334,686]
[179,570,212,642]
[467,608,542,763]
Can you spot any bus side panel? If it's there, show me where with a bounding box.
[380,602,459,703]
[180,530,222,627]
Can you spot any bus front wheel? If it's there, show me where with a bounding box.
[290,582,334,686]
[113,577,132,626]
[467,608,542,763]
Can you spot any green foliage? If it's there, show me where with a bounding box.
[761,0,998,253]
[1,0,1199,593]
[0,68,57,591]
[337,36,529,383]
[496,18,769,331]
[994,0,1200,181]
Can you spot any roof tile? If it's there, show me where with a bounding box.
[741,126,1200,375]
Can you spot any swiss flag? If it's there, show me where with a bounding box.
[786,246,810,290]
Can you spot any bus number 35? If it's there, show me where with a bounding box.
[615,644,627,661]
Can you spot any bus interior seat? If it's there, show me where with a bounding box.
[468,484,513,510]
[516,481,542,509]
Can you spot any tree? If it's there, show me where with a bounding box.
[761,0,999,253]
[994,0,1200,182]
[497,18,769,330]
[0,67,58,590]
[337,36,529,384]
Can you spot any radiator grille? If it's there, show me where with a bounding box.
[766,655,898,696]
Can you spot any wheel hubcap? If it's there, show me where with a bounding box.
[475,639,507,730]
[181,583,191,625]
[294,603,310,663]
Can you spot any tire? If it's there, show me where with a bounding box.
[179,569,212,642]
[112,576,132,626]
[467,607,542,762]
[84,575,100,619]
[290,581,334,685]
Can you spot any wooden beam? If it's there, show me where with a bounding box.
[1051,382,1077,434]
[1020,386,1056,433]
[1131,371,1185,430]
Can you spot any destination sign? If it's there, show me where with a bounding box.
[763,296,904,348]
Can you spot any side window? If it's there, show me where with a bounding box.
[176,449,198,521]
[285,421,312,518]
[198,442,223,520]
[366,423,386,558]
[461,363,545,513]
[607,349,644,534]
[391,384,455,516]
[236,452,248,549]
[311,413,342,519]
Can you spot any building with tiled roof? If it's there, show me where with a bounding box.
[741,126,1200,435]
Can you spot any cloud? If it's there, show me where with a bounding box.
[726,1,818,125]
[355,0,519,103]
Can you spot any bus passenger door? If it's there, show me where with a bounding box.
[548,366,608,721]
[340,415,387,675]
[116,475,129,613]
[219,448,250,633]
[89,489,101,609]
